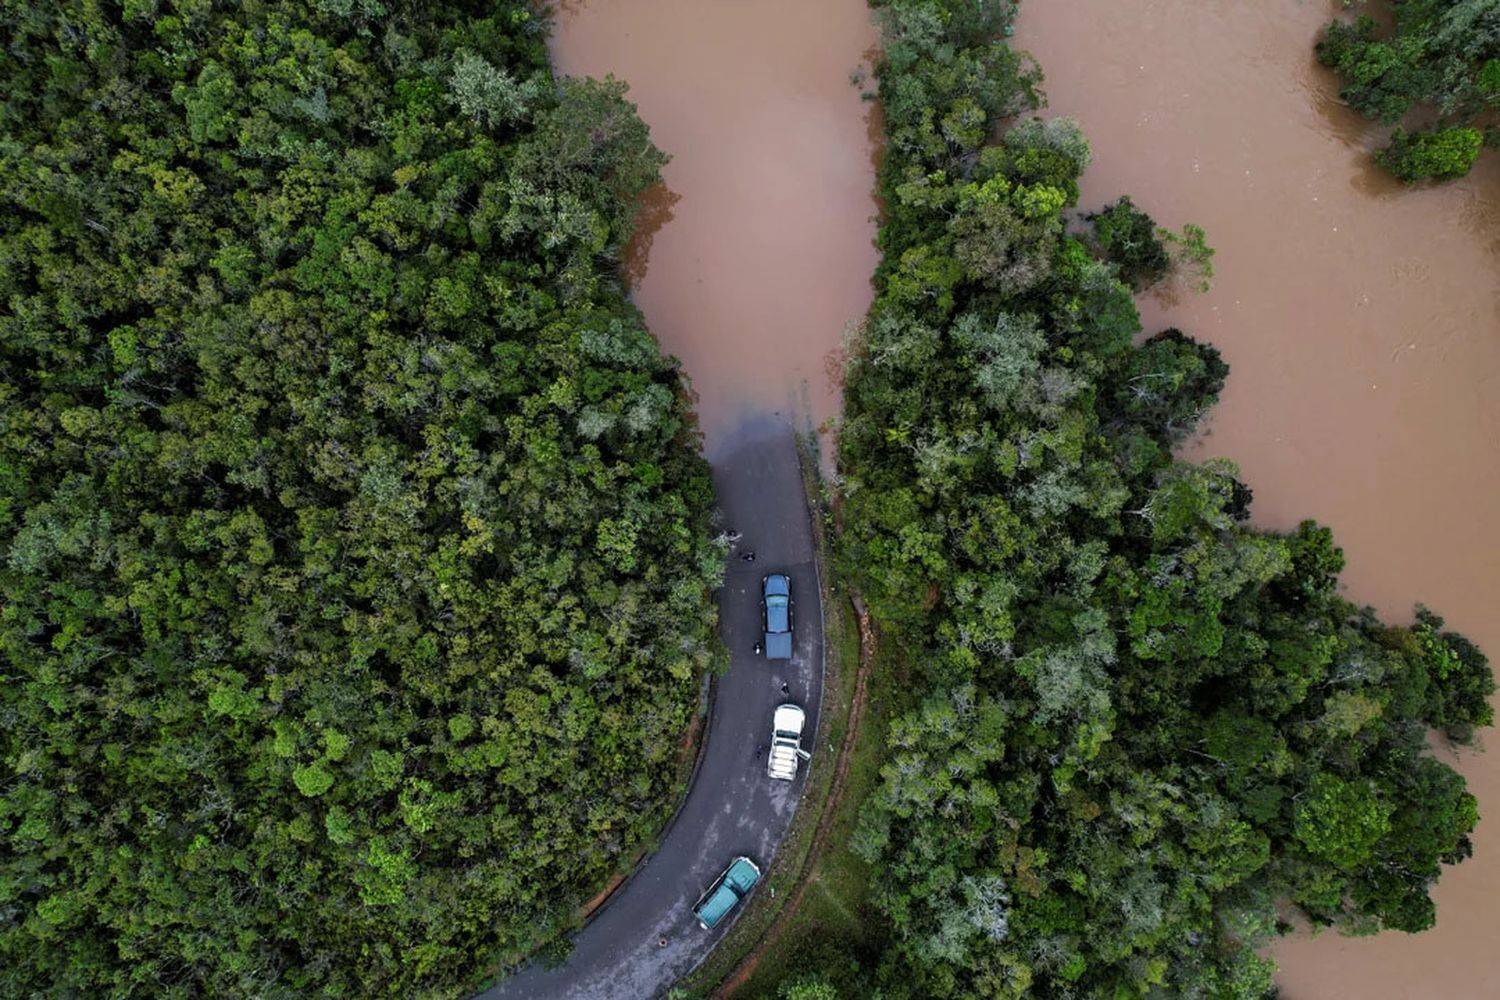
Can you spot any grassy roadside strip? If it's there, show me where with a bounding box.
[669,437,856,997]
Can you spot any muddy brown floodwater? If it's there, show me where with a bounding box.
[1015,1,1500,996]
[548,0,879,469]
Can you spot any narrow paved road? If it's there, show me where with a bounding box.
[481,414,824,1000]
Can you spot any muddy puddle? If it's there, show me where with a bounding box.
[548,0,880,468]
[1014,2,1500,995]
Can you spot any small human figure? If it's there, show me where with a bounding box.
[740,550,756,562]
[780,682,790,695]
[754,641,763,655]
[725,529,742,543]
[658,936,668,948]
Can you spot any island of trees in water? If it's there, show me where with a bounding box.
[1318,0,1500,181]
[0,2,1493,1000]
[765,1,1495,997]
[1,2,721,996]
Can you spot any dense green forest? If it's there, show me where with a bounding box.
[1318,0,1500,181]
[767,0,1495,997]
[0,2,721,997]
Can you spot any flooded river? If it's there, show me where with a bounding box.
[548,0,879,466]
[1014,1,1500,996]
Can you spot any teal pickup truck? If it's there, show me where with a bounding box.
[692,856,761,930]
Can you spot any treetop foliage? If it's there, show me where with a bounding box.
[1,2,721,996]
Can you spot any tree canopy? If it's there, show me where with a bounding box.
[0,2,721,996]
[770,1,1495,997]
[1318,0,1500,181]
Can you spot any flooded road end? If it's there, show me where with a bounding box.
[549,0,881,471]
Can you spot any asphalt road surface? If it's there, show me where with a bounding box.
[480,414,824,1000]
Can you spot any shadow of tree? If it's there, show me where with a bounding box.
[623,181,681,290]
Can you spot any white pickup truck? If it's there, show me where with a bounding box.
[767,703,812,781]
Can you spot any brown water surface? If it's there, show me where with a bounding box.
[1014,2,1500,996]
[548,0,879,465]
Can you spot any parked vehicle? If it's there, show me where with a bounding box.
[692,856,761,929]
[761,573,793,660]
[767,703,813,780]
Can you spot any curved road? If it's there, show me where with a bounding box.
[482,414,824,1000]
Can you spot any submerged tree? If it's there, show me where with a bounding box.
[1086,196,1215,293]
[1318,1,1500,181]
[1086,196,1172,291]
[1378,125,1485,182]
